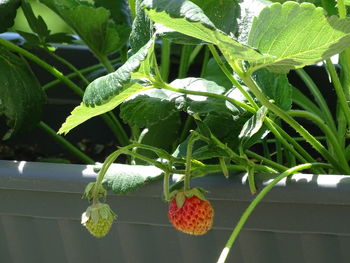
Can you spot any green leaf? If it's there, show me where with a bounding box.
[191,0,240,35]
[94,0,132,25]
[143,0,270,62]
[239,106,268,151]
[238,0,272,44]
[169,77,234,116]
[102,163,163,194]
[202,57,232,90]
[120,89,177,127]
[0,0,21,33]
[248,2,350,73]
[130,0,153,54]
[0,47,46,139]
[253,69,292,110]
[154,0,241,45]
[21,0,50,38]
[58,83,147,135]
[83,38,155,106]
[39,0,127,55]
[45,32,75,44]
[59,38,156,134]
[139,113,181,158]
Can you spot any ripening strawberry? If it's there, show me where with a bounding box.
[81,202,116,238]
[168,192,214,235]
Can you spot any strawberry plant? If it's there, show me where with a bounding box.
[1,0,350,262]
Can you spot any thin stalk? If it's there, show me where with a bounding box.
[163,171,171,201]
[200,47,210,77]
[288,110,350,172]
[42,58,120,91]
[0,38,84,97]
[337,0,347,18]
[97,54,115,73]
[188,45,203,65]
[178,45,192,78]
[178,115,194,144]
[208,44,259,109]
[245,150,288,172]
[43,47,90,85]
[38,122,94,164]
[296,69,337,134]
[240,74,344,173]
[325,59,350,127]
[275,120,283,165]
[160,39,171,82]
[184,134,196,191]
[0,38,130,145]
[217,163,327,263]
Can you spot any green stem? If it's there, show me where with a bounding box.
[296,69,337,134]
[38,122,94,164]
[163,171,171,201]
[42,58,120,91]
[0,38,129,145]
[245,150,288,172]
[188,45,203,65]
[288,110,350,173]
[240,74,344,173]
[97,54,115,73]
[208,44,259,109]
[43,47,90,85]
[160,39,171,82]
[216,163,325,263]
[200,47,210,77]
[337,0,347,18]
[0,38,84,97]
[128,0,136,19]
[184,133,197,191]
[178,45,192,78]
[325,59,350,127]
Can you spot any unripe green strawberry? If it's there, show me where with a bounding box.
[168,192,214,235]
[81,202,116,238]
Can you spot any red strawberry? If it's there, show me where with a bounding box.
[168,191,214,235]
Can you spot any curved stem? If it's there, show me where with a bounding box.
[240,74,344,173]
[43,47,90,85]
[38,122,94,164]
[325,59,350,127]
[245,150,288,172]
[160,39,171,82]
[296,69,337,135]
[42,58,120,91]
[217,163,326,263]
[0,38,84,97]
[288,110,350,173]
[208,44,259,109]
[184,133,197,191]
[178,45,192,78]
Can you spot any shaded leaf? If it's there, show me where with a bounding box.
[130,0,153,53]
[83,38,155,107]
[239,106,268,150]
[253,68,293,110]
[21,0,50,38]
[40,0,127,55]
[0,0,21,33]
[248,2,350,73]
[143,0,269,62]
[120,89,177,127]
[0,47,46,139]
[59,38,156,134]
[58,83,147,135]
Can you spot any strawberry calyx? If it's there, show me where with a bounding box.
[82,182,107,201]
[169,187,208,209]
[81,202,117,238]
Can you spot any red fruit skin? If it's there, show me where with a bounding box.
[168,195,214,235]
